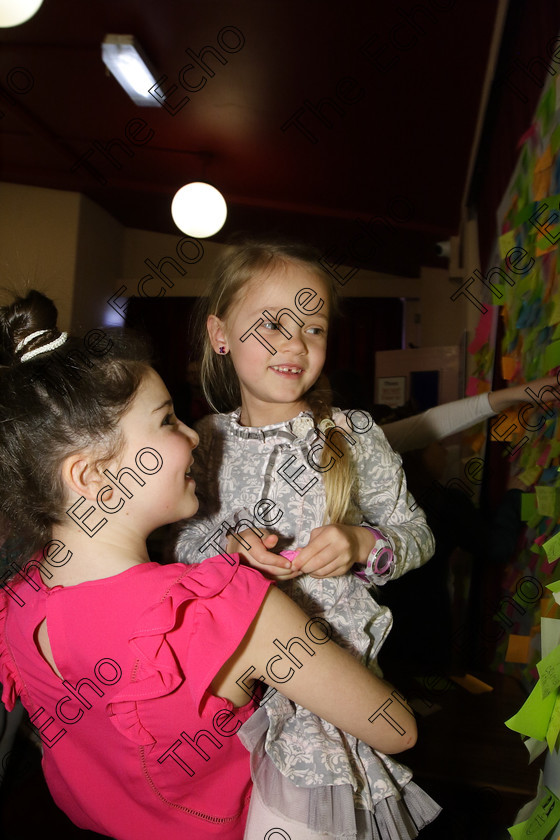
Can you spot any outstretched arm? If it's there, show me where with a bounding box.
[382,375,559,454]
[487,375,559,412]
[212,585,417,755]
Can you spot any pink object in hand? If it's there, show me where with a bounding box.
[279,549,300,563]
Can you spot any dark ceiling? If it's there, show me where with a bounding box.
[0,0,500,277]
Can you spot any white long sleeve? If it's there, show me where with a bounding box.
[382,393,494,454]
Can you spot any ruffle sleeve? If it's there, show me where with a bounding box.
[107,556,272,745]
[0,591,26,711]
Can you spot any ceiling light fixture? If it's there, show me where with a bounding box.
[0,0,44,27]
[101,35,161,107]
[171,183,228,238]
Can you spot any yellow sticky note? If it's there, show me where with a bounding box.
[499,230,516,259]
[450,674,493,694]
[490,406,520,442]
[543,531,560,563]
[506,635,532,663]
[501,356,517,380]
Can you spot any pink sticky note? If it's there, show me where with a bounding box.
[468,308,494,354]
[466,376,479,397]
[538,445,552,466]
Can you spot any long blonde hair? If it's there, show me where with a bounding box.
[199,239,356,525]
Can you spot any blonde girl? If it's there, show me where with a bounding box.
[175,241,440,839]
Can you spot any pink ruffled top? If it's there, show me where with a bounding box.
[0,556,271,839]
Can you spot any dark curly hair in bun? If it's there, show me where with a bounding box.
[0,290,151,567]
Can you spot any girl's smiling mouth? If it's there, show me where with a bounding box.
[270,365,304,376]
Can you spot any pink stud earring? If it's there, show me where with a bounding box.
[218,346,226,354]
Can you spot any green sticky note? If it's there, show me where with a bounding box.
[544,342,560,372]
[550,439,560,458]
[505,680,556,739]
[552,122,560,155]
[537,645,560,699]
[547,692,560,751]
[536,486,560,517]
[521,493,538,521]
[529,512,544,531]
[551,300,560,324]
[499,230,517,259]
[519,464,543,487]
[544,532,560,563]
[508,789,560,839]
[537,83,557,135]
[547,579,560,594]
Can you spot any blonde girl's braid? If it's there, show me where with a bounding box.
[305,384,357,527]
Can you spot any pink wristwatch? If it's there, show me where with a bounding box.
[354,527,394,582]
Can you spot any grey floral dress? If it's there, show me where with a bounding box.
[175,409,440,839]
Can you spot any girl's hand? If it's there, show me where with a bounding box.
[226,529,301,580]
[291,524,376,578]
[488,375,560,412]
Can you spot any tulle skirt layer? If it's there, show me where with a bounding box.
[239,707,441,840]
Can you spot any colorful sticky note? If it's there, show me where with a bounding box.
[506,635,532,663]
[547,579,560,595]
[537,446,552,468]
[537,645,560,698]
[548,693,560,752]
[541,599,560,619]
[499,230,517,259]
[501,356,517,380]
[523,738,548,763]
[552,122,560,156]
[544,341,560,372]
[508,789,560,839]
[469,307,495,354]
[538,81,558,134]
[465,376,479,397]
[519,465,544,487]
[550,440,560,458]
[505,680,556,740]
[543,532,560,563]
[535,485,559,516]
[521,493,537,521]
[533,147,553,201]
[541,617,560,657]
[550,299,560,324]
[469,431,486,454]
[450,674,493,694]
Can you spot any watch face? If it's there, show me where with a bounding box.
[373,545,394,574]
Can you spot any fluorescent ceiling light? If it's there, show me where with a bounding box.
[101,35,161,107]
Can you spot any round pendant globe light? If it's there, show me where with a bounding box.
[171,183,227,238]
[0,0,44,27]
